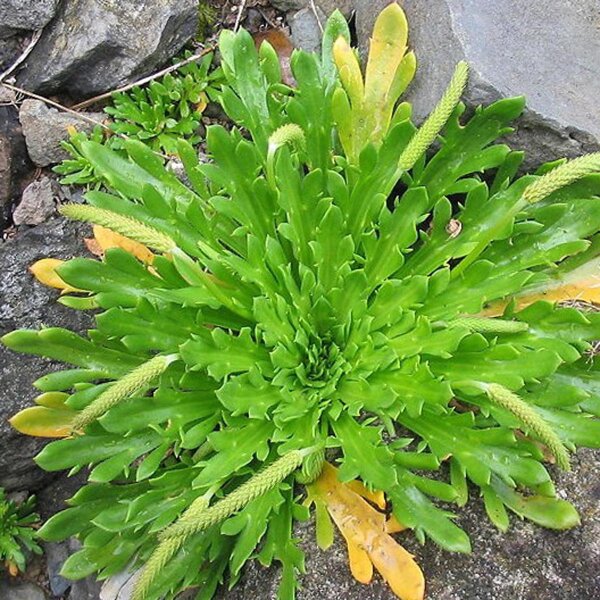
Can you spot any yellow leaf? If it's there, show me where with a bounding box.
[7,561,19,577]
[363,3,408,140]
[195,91,208,114]
[29,258,81,294]
[10,406,76,438]
[388,51,417,107]
[333,36,364,108]
[310,464,425,600]
[480,258,600,316]
[346,479,386,510]
[34,391,70,408]
[386,515,409,534]
[347,538,373,584]
[93,225,155,263]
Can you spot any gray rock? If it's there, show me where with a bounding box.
[0,580,47,600]
[216,449,600,599]
[317,0,354,18]
[353,0,389,58]
[0,0,59,38]
[12,176,58,225]
[272,1,353,17]
[0,31,25,71]
[70,577,104,600]
[0,217,92,492]
[19,99,104,167]
[0,85,16,103]
[100,570,139,600]
[289,6,327,54]
[45,538,72,597]
[17,0,199,99]
[270,0,309,11]
[0,102,30,227]
[37,471,90,596]
[389,0,600,169]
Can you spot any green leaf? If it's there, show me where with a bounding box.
[193,421,274,488]
[491,477,580,530]
[221,485,284,576]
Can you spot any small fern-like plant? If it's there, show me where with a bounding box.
[55,51,222,186]
[54,125,107,186]
[0,489,42,576]
[105,51,220,154]
[4,5,600,599]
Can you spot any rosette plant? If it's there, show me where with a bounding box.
[0,489,42,576]
[105,51,219,154]
[4,4,600,600]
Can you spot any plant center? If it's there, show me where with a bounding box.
[294,338,349,397]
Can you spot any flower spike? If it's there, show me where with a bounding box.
[60,204,176,253]
[398,61,469,171]
[486,383,570,471]
[523,152,600,203]
[71,354,176,431]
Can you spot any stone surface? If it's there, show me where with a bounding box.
[12,175,58,225]
[70,575,104,600]
[0,103,30,228]
[36,471,88,597]
[17,0,199,99]
[45,538,72,597]
[0,217,92,492]
[0,0,60,38]
[216,449,600,599]
[387,0,600,169]
[289,6,327,54]
[0,31,25,71]
[272,1,353,17]
[100,570,138,600]
[19,99,105,167]
[271,0,309,11]
[0,580,47,600]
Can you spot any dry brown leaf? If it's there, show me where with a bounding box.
[254,28,295,86]
[84,236,104,257]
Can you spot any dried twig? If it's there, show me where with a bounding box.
[1,81,113,132]
[257,7,279,30]
[71,46,215,110]
[0,81,170,160]
[233,0,247,32]
[0,29,43,83]
[310,0,324,33]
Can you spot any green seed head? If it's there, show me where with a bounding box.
[397,61,469,171]
[523,152,600,203]
[487,383,570,471]
[59,204,176,253]
[71,354,173,431]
